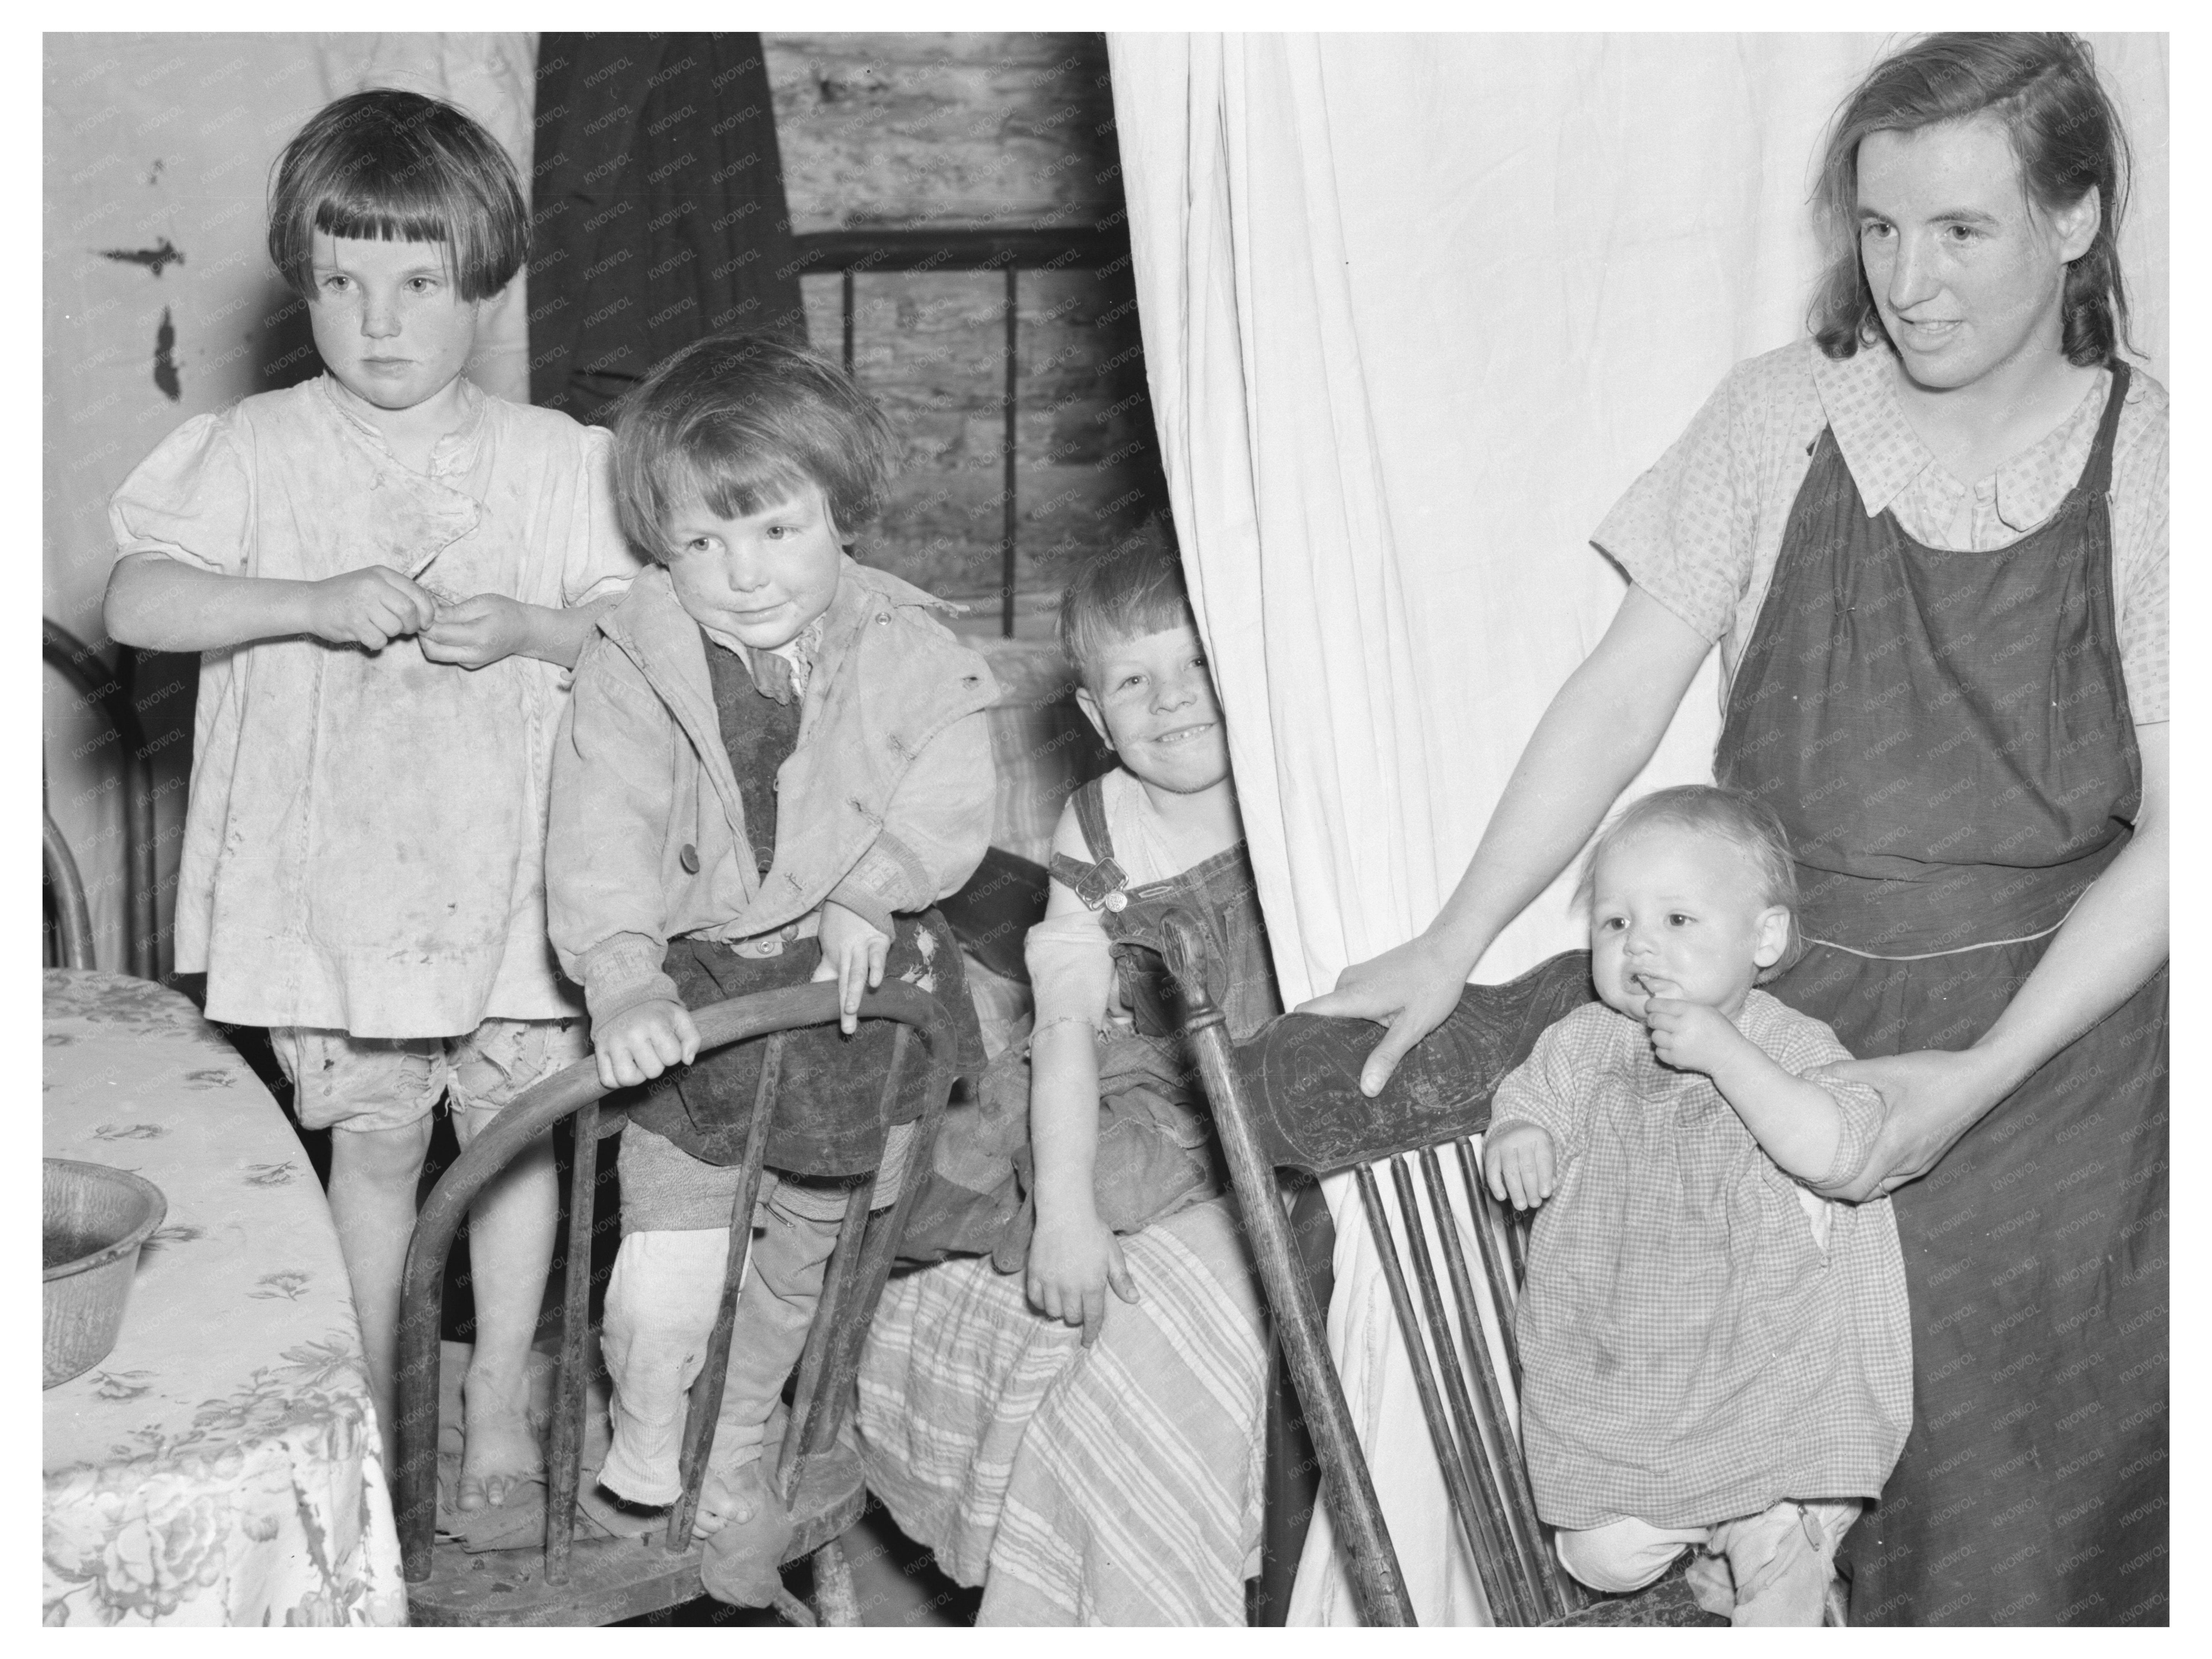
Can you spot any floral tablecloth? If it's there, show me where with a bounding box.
[41,970,406,1626]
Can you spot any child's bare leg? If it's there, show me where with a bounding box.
[449,1099,557,1508]
[1555,1515,1712,1594]
[326,1115,437,1463]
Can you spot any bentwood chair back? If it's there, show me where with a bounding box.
[1159,912,1718,1628]
[392,981,960,1626]
[41,623,158,979]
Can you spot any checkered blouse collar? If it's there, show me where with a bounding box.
[1810,336,2111,535]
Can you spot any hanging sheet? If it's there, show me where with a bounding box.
[1105,30,2167,1625]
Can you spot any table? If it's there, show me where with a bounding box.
[41,970,406,1626]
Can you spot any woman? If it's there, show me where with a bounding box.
[1307,33,2166,1626]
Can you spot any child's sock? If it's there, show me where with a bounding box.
[598,1228,730,1506]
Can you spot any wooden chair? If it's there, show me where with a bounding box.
[392,980,962,1626]
[42,623,158,980]
[1157,911,1721,1628]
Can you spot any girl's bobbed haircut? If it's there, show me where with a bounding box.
[1579,785,1804,982]
[1810,32,2134,369]
[611,333,901,563]
[1058,523,1195,691]
[268,89,528,303]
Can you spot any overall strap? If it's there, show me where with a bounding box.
[2078,361,2131,499]
[1071,774,1116,865]
[1046,777,1132,912]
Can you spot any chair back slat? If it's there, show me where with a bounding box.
[777,1178,872,1502]
[43,807,95,970]
[1457,1140,1523,1389]
[792,1032,946,1476]
[780,1026,909,1495]
[668,1031,785,1552]
[395,983,958,1598]
[1503,1198,1530,1285]
[1366,1157,1539,1625]
[542,1096,603,1584]
[1155,908,1413,1624]
[1414,1147,1560,1618]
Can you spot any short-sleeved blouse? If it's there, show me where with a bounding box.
[1593,338,2168,724]
[109,375,639,1036]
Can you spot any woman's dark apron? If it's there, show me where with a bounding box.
[1715,363,2167,1626]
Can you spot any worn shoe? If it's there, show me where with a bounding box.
[1710,1502,1835,1626]
[697,1459,797,1608]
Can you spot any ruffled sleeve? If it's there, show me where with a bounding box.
[562,423,643,607]
[108,412,254,577]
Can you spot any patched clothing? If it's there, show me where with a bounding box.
[1495,994,1911,1533]
[546,559,999,1029]
[109,375,638,1036]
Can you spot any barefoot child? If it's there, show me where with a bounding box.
[103,91,639,1510]
[545,332,995,1603]
[902,538,1281,1344]
[1482,786,1911,1623]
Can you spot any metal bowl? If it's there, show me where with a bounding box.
[44,1158,167,1389]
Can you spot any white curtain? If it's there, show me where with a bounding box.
[1106,31,2167,1624]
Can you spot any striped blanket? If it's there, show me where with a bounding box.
[855,1196,1268,1624]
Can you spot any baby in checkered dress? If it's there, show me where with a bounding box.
[1483,786,1911,1624]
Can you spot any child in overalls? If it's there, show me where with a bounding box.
[545,332,995,1603]
[103,90,637,1511]
[903,537,1279,1344]
[1482,786,1912,1624]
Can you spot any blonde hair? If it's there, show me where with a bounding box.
[1578,785,1803,981]
[1057,525,1195,693]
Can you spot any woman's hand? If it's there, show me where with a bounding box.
[421,593,531,668]
[1025,1205,1137,1346]
[1814,1047,2013,1200]
[1298,930,1470,1096]
[813,901,891,1035]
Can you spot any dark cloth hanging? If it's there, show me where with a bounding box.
[530,33,806,423]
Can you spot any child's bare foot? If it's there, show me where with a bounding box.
[693,1455,767,1539]
[697,1459,796,1609]
[456,1367,544,1511]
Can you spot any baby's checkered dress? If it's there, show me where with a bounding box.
[1495,994,1911,1532]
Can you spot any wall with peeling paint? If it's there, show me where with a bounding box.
[42,29,1158,979]
[43,33,534,976]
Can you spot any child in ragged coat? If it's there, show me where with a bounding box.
[545,332,995,1604]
